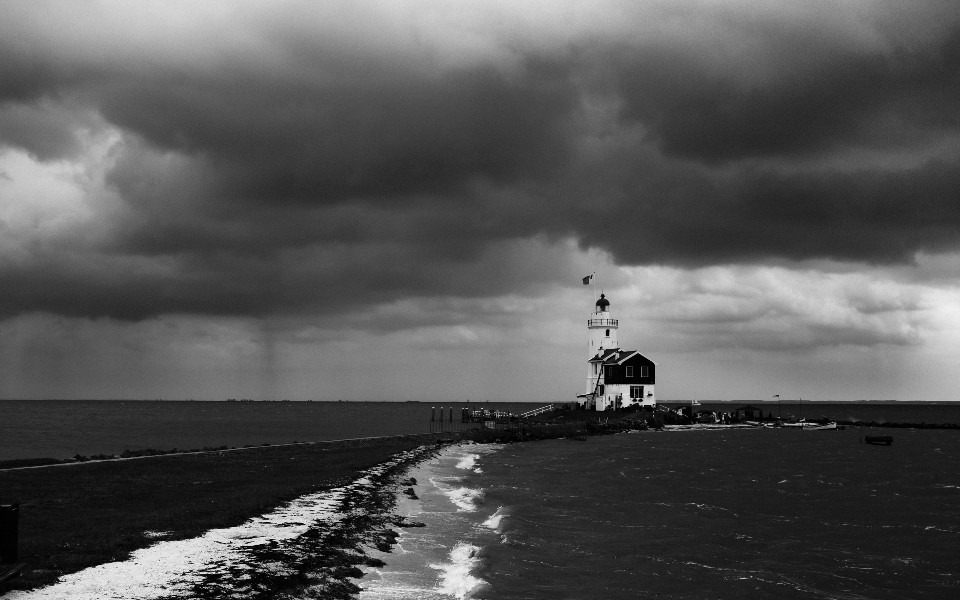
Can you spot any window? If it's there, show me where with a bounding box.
[630,385,644,399]
[605,329,610,337]
[625,366,634,377]
[598,384,605,395]
[640,366,649,377]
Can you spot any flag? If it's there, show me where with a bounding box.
[582,274,593,285]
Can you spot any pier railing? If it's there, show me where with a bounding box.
[428,405,560,434]
[518,404,554,419]
[428,406,484,434]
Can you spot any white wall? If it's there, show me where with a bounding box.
[599,383,656,411]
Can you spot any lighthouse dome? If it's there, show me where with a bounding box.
[595,294,610,310]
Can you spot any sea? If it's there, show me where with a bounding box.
[361,429,960,600]
[3,400,960,599]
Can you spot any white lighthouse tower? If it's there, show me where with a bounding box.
[577,291,657,411]
[586,293,617,394]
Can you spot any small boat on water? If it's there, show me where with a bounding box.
[864,435,893,445]
[812,422,838,430]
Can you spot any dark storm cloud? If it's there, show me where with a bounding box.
[2,2,960,322]
[570,157,960,266]
[614,25,960,162]
[96,61,576,203]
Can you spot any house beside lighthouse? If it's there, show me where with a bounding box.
[576,293,657,411]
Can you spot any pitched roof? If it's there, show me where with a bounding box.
[589,348,657,365]
[589,348,620,362]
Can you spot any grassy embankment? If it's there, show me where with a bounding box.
[0,435,437,592]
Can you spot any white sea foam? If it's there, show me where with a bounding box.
[8,450,422,600]
[456,453,479,470]
[445,486,484,512]
[482,507,507,531]
[360,443,505,600]
[430,542,487,600]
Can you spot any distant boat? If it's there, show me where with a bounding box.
[865,435,893,446]
[812,422,838,430]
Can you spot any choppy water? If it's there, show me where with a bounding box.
[362,429,960,599]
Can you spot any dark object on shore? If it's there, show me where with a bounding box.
[373,528,400,552]
[397,521,426,528]
[392,516,425,528]
[0,502,27,591]
[403,487,419,499]
[865,435,893,446]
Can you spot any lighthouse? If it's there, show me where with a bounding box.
[586,294,617,392]
[577,292,657,411]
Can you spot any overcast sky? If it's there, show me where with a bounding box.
[2,0,960,401]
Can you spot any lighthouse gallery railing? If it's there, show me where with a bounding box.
[587,318,618,326]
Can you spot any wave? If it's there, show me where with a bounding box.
[429,542,487,600]
[456,453,479,470]
[445,486,485,512]
[482,506,508,532]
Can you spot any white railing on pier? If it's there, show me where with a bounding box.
[519,404,554,419]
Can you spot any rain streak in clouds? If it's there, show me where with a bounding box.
[2,1,960,401]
